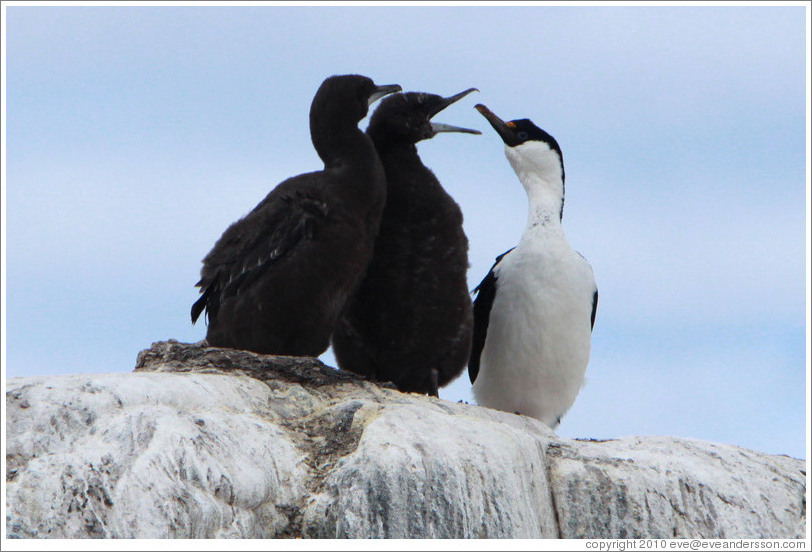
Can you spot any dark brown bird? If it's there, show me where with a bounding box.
[191,74,401,356]
[332,88,480,395]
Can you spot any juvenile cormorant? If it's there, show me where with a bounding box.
[332,88,480,395]
[191,74,401,356]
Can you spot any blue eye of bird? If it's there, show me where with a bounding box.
[517,131,529,140]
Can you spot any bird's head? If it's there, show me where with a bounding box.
[368,88,481,147]
[311,74,401,126]
[474,103,565,190]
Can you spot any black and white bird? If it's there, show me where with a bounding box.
[332,89,480,396]
[468,103,598,428]
[191,75,401,356]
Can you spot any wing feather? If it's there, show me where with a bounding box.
[191,187,328,324]
[468,248,514,384]
[590,288,598,331]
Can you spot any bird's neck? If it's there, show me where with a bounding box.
[373,142,427,191]
[313,122,377,169]
[311,123,386,225]
[505,145,566,237]
[520,172,566,239]
[375,141,420,168]
[371,138,419,160]
[312,120,383,191]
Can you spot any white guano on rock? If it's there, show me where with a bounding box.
[5,340,806,539]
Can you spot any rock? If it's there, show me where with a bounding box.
[547,437,806,539]
[5,340,806,539]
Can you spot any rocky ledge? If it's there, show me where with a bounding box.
[5,340,807,539]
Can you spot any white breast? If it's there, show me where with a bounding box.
[472,234,596,428]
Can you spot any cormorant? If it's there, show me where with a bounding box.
[191,74,401,356]
[468,103,598,427]
[332,88,480,395]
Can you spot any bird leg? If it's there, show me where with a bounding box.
[428,368,440,397]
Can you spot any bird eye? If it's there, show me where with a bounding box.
[517,131,529,140]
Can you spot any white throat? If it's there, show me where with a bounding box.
[504,142,565,232]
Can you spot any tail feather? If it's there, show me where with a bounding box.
[191,287,210,324]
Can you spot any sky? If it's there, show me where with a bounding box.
[2,2,809,461]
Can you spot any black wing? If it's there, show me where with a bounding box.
[576,251,598,332]
[191,186,328,324]
[468,248,514,384]
[590,288,598,331]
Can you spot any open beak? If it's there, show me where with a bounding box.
[474,103,520,146]
[429,88,482,135]
[431,122,481,135]
[368,83,402,107]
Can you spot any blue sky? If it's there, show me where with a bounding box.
[3,3,809,460]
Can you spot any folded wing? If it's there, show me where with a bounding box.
[191,187,329,324]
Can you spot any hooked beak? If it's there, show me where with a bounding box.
[429,88,482,135]
[474,103,521,146]
[368,83,402,107]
